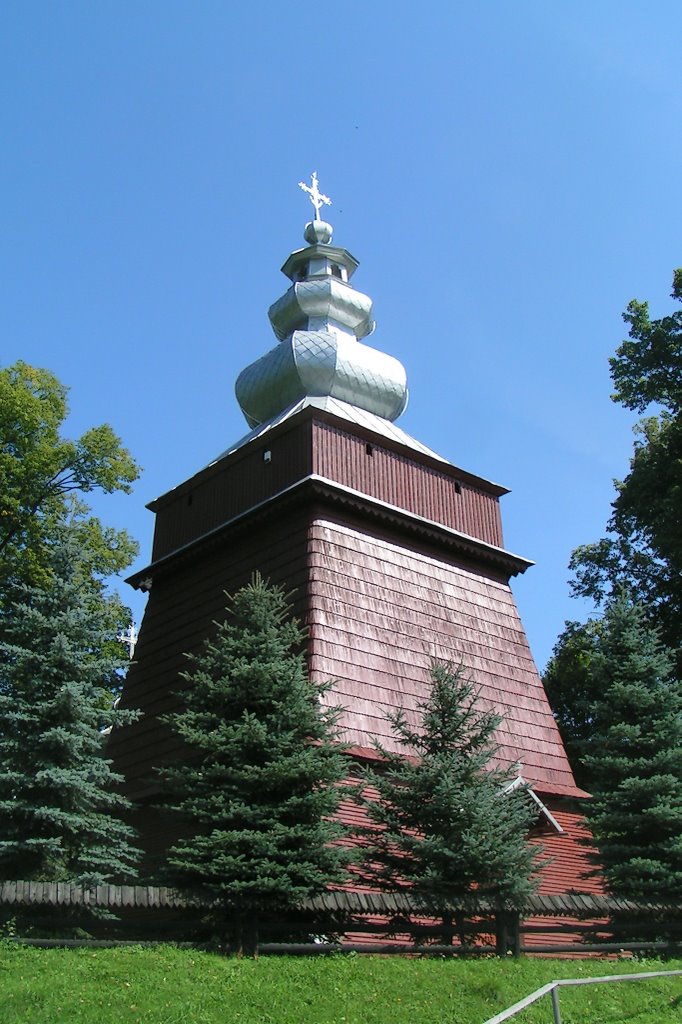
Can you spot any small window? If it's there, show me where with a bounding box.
[187,493,193,506]
[366,443,374,457]
[454,481,462,495]
[331,265,342,279]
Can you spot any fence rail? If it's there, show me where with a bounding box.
[483,969,682,1024]
[2,882,680,957]
[1,882,679,915]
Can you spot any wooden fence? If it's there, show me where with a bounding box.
[1,882,681,957]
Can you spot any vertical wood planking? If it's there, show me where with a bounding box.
[312,421,504,547]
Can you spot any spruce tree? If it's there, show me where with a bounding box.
[581,595,682,901]
[160,574,352,950]
[0,528,140,886]
[356,662,542,931]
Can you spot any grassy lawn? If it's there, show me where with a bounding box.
[0,944,680,1024]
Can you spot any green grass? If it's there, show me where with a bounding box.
[0,945,680,1024]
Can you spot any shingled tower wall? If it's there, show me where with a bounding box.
[108,190,603,899]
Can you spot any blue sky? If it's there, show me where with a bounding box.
[2,2,680,671]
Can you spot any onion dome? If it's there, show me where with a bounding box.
[235,175,409,430]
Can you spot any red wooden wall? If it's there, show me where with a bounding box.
[109,406,601,894]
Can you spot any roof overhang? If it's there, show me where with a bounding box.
[128,473,533,592]
[147,398,511,513]
[502,776,565,834]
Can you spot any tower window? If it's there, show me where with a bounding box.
[331,265,342,279]
[455,481,462,495]
[366,443,374,457]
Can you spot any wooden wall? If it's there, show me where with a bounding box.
[306,514,582,798]
[109,506,312,803]
[312,419,505,547]
[109,408,589,885]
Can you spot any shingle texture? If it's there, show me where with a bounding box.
[112,406,599,896]
[308,519,582,797]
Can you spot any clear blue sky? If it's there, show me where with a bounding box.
[2,2,680,671]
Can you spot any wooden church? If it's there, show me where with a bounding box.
[108,176,603,907]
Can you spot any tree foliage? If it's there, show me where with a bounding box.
[0,360,139,589]
[543,618,605,791]
[545,273,682,891]
[0,528,140,886]
[160,575,352,947]
[355,662,542,920]
[610,270,682,414]
[569,270,682,662]
[575,596,682,901]
[0,360,141,691]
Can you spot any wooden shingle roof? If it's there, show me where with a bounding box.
[308,519,584,798]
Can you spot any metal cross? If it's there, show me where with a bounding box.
[298,172,332,221]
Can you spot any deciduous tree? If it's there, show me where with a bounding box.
[0,360,139,591]
[569,270,682,664]
[543,618,604,791]
[0,360,141,701]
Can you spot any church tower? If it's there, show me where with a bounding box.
[109,177,600,894]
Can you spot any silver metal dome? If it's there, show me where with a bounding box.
[236,330,408,429]
[234,180,409,428]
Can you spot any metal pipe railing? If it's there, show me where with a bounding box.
[483,969,682,1024]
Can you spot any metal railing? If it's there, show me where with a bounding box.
[483,968,682,1024]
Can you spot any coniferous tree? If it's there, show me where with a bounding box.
[0,528,140,886]
[580,595,682,901]
[160,574,352,951]
[356,661,542,934]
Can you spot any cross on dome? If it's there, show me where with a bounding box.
[234,181,409,431]
[298,172,332,221]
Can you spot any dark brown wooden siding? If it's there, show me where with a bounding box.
[150,420,313,560]
[108,508,312,808]
[311,420,504,547]
[149,413,507,567]
[306,516,581,798]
